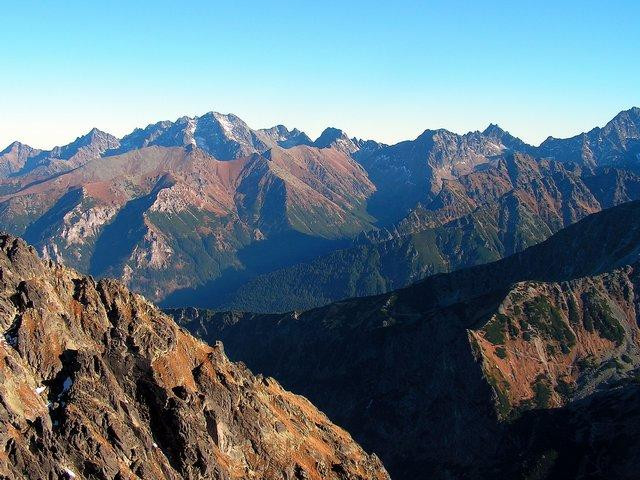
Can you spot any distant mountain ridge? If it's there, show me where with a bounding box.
[0,111,384,179]
[115,112,313,160]
[0,107,638,306]
[539,106,640,167]
[4,107,638,176]
[0,128,119,179]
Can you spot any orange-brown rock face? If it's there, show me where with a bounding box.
[0,234,388,480]
[0,144,376,305]
[471,267,640,418]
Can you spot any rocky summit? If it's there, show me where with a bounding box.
[0,233,388,479]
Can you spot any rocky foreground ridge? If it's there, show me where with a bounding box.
[0,234,388,479]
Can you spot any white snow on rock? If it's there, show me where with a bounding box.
[213,112,235,137]
[186,118,197,146]
[35,386,46,395]
[63,467,76,478]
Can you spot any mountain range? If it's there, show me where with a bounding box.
[3,107,640,479]
[0,107,639,310]
[3,190,640,478]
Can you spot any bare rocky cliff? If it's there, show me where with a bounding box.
[0,234,388,480]
[471,267,640,418]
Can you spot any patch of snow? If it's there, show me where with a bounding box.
[63,467,76,478]
[186,118,197,146]
[153,442,158,448]
[214,113,235,137]
[35,386,46,395]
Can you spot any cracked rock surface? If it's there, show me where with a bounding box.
[0,234,388,480]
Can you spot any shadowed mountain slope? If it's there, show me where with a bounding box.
[214,155,640,312]
[172,201,640,479]
[0,145,375,303]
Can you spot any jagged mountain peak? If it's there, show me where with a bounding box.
[258,124,301,137]
[117,111,313,160]
[0,141,43,177]
[201,110,247,126]
[414,127,440,140]
[539,105,640,166]
[608,105,640,122]
[315,126,349,143]
[49,128,120,160]
[314,127,361,154]
[412,127,481,145]
[0,128,121,178]
[413,124,526,147]
[173,114,192,124]
[1,141,23,154]
[411,126,490,146]
[601,105,640,136]
[73,127,115,142]
[0,140,38,155]
[482,123,505,136]
[256,124,313,148]
[87,126,106,135]
[80,127,119,146]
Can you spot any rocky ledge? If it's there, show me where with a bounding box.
[0,234,388,480]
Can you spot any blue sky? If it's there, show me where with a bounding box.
[1,0,639,149]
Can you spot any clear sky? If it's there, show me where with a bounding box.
[1,0,639,149]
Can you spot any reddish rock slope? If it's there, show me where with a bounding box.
[0,234,388,480]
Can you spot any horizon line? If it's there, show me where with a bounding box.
[4,105,638,153]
